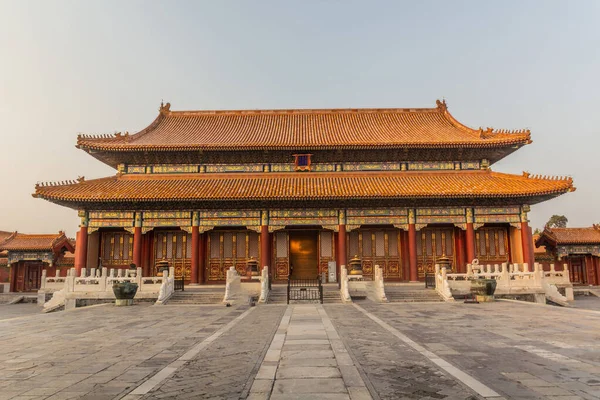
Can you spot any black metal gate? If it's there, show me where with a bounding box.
[174,277,185,291]
[287,277,323,304]
[424,273,436,288]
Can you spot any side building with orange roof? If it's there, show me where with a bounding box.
[33,100,574,285]
[0,232,75,292]
[535,226,600,286]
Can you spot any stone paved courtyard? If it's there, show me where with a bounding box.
[0,300,598,399]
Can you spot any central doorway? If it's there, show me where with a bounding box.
[289,230,319,279]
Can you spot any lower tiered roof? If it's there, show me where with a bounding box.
[33,170,574,209]
[536,225,600,246]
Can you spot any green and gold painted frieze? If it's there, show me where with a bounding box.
[122,160,485,174]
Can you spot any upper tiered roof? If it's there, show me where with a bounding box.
[76,100,532,167]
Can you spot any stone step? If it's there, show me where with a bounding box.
[167,292,224,304]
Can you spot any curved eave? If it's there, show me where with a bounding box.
[76,138,531,153]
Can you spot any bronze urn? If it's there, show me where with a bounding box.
[348,255,363,275]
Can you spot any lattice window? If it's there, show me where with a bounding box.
[349,231,359,256]
[445,233,453,256]
[237,232,246,258]
[475,227,508,262]
[186,233,192,257]
[100,232,133,265]
[498,232,506,256]
[389,231,398,256]
[375,231,385,256]
[321,231,332,257]
[248,231,259,258]
[276,232,288,257]
[363,232,372,257]
[223,232,233,258]
[210,232,220,258]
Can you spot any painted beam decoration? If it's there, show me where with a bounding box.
[88,211,135,233]
[557,245,600,258]
[7,251,54,266]
[416,207,466,226]
[474,206,521,227]
[269,210,338,231]
[199,210,261,232]
[122,161,485,174]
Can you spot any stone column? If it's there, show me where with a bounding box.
[132,212,143,269]
[408,209,418,282]
[520,206,533,267]
[74,211,89,275]
[338,210,347,280]
[190,212,200,284]
[465,208,476,264]
[260,211,270,272]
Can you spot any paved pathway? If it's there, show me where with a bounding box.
[0,299,600,399]
[249,304,371,400]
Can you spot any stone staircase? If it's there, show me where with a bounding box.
[267,285,288,304]
[384,284,444,302]
[166,288,224,305]
[267,284,343,304]
[323,284,343,304]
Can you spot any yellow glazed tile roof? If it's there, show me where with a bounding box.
[76,100,532,151]
[34,170,573,203]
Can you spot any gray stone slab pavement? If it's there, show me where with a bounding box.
[1,297,600,400]
[0,302,251,399]
[249,304,372,400]
[350,300,600,400]
[141,304,286,400]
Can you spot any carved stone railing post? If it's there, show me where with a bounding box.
[259,266,269,303]
[340,266,351,302]
[41,269,47,290]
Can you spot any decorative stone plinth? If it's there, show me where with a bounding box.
[348,280,367,300]
[475,295,494,302]
[115,299,134,306]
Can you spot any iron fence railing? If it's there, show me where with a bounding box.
[424,273,436,288]
[287,277,323,304]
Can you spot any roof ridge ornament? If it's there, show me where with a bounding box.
[159,101,171,115]
[435,99,448,112]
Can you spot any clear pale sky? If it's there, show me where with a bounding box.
[1,1,599,238]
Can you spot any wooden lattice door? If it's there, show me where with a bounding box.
[475,227,509,265]
[416,227,454,278]
[347,229,402,279]
[154,231,191,280]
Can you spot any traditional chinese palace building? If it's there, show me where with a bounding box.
[0,231,75,292]
[33,100,574,284]
[535,226,600,286]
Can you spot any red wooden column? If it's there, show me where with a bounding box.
[594,256,600,287]
[408,209,418,282]
[74,211,89,275]
[198,233,205,284]
[520,206,533,268]
[338,210,347,274]
[132,212,143,269]
[465,208,476,265]
[455,228,466,273]
[9,262,17,292]
[260,211,270,273]
[190,212,200,284]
